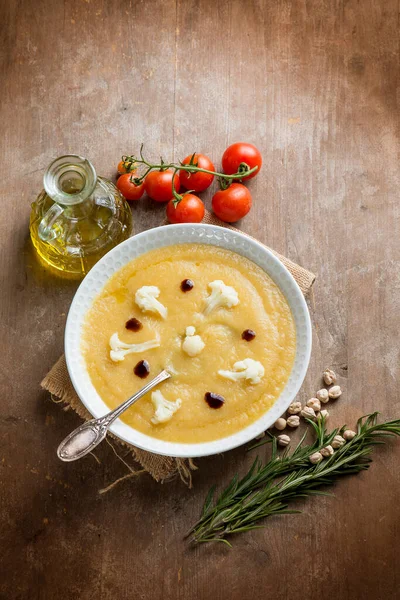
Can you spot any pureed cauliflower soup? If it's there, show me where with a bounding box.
[82,244,296,443]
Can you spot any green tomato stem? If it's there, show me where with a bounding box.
[123,152,258,186]
[171,168,182,203]
[146,163,257,180]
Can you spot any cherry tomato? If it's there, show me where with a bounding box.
[166,194,205,224]
[117,159,137,175]
[180,153,215,192]
[116,173,145,201]
[212,183,252,222]
[144,169,180,203]
[221,142,262,180]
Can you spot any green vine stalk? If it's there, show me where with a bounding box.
[122,146,258,202]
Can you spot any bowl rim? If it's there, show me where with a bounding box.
[65,223,312,458]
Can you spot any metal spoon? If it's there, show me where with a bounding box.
[57,370,171,462]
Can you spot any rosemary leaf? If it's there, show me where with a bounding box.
[188,413,400,545]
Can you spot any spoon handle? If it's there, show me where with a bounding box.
[57,370,170,462]
[103,369,171,426]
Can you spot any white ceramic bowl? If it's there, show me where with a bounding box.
[65,224,312,458]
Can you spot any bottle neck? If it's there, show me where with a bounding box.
[44,155,97,207]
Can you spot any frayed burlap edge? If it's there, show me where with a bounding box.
[41,355,197,488]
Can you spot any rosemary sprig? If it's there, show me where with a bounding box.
[187,414,400,546]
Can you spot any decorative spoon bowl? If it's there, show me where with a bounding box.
[57,370,170,461]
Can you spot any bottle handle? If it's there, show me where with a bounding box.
[38,204,64,242]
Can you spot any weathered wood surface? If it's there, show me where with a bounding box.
[0,1,399,598]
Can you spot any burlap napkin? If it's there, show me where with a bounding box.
[42,211,315,487]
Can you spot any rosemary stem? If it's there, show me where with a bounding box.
[189,414,400,545]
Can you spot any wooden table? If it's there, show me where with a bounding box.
[1,1,399,598]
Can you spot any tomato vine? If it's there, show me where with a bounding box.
[122,145,258,203]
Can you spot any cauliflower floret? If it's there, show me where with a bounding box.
[109,332,160,362]
[204,280,239,315]
[218,358,265,385]
[151,390,182,424]
[135,286,167,319]
[182,326,205,357]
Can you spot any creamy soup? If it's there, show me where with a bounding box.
[82,244,296,443]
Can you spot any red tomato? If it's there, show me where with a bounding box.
[144,170,181,202]
[116,173,145,201]
[166,194,205,224]
[221,142,262,180]
[212,183,252,222]
[179,153,215,192]
[117,159,136,175]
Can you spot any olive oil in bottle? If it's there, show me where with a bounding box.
[30,155,132,278]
